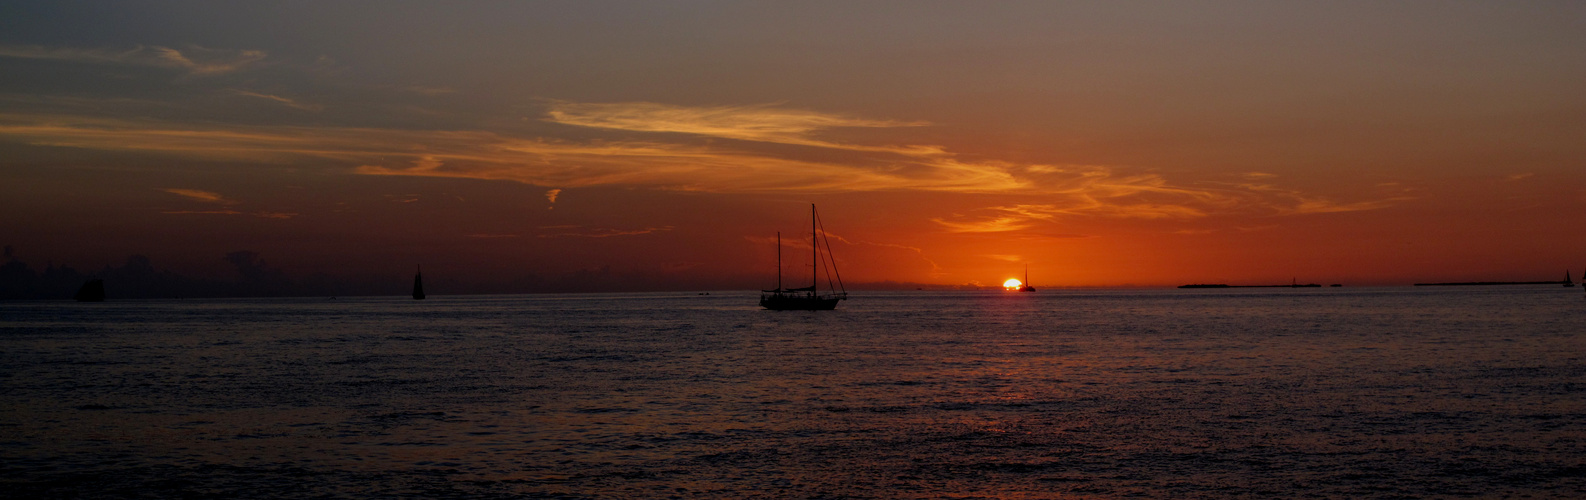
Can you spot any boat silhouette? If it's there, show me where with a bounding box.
[74,279,105,302]
[761,204,847,310]
[1019,265,1036,292]
[412,265,426,300]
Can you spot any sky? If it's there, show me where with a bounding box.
[2,1,1584,291]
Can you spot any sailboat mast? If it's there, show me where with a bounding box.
[811,203,818,294]
[776,231,782,291]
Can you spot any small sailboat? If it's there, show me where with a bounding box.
[1564,269,1576,287]
[74,279,105,302]
[1019,265,1036,292]
[761,204,847,310]
[412,265,426,300]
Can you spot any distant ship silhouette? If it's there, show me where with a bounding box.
[1019,265,1036,292]
[412,265,426,300]
[760,204,847,310]
[74,279,105,302]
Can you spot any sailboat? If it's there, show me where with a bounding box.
[1564,269,1576,287]
[412,265,426,300]
[1019,265,1036,292]
[74,279,105,302]
[760,204,847,310]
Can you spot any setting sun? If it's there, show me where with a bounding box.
[1002,279,1023,289]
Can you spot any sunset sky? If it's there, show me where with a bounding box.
[2,1,1584,291]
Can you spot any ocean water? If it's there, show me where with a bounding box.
[1,287,1583,498]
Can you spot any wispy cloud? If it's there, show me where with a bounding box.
[545,101,942,155]
[537,225,673,238]
[0,44,266,76]
[935,170,1410,233]
[162,188,231,203]
[1235,181,1414,215]
[2,106,1407,221]
[933,214,1040,233]
[0,113,1021,193]
[162,209,241,215]
[405,86,456,96]
[161,209,294,219]
[230,90,322,111]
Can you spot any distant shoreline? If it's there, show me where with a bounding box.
[1178,283,1327,289]
[1413,281,1573,286]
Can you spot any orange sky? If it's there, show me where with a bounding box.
[1,2,1583,291]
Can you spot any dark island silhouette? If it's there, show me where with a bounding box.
[1415,270,1575,287]
[1180,278,1325,289]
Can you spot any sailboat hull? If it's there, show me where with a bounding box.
[760,294,843,310]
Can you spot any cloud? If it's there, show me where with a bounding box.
[537,225,673,238]
[933,214,1039,233]
[935,170,1411,233]
[1235,182,1414,215]
[162,210,242,215]
[0,113,1021,193]
[405,86,456,96]
[161,209,296,219]
[230,90,323,112]
[0,44,266,76]
[983,254,1024,262]
[1506,172,1534,181]
[1,106,1406,219]
[545,101,942,155]
[163,188,231,203]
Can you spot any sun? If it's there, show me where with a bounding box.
[1003,278,1023,290]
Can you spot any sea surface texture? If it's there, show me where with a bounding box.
[2,288,1583,498]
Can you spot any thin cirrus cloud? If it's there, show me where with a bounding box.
[230,90,323,112]
[545,101,944,156]
[0,111,1023,193]
[160,209,297,219]
[159,188,296,219]
[0,44,267,76]
[162,188,232,204]
[536,225,674,238]
[1,101,1404,220]
[933,169,1412,233]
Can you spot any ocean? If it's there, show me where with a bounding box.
[1,287,1582,498]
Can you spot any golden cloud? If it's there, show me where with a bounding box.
[0,104,1408,222]
[545,101,941,155]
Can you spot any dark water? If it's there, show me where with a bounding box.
[2,288,1583,498]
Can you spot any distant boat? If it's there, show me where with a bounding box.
[1564,269,1575,287]
[412,265,426,300]
[1019,264,1036,292]
[74,279,105,302]
[761,204,847,310]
